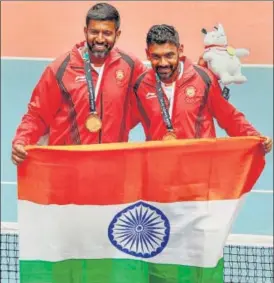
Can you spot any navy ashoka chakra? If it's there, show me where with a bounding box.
[108,201,170,258]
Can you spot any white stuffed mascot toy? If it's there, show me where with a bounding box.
[201,23,250,85]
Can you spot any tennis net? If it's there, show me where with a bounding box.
[1,222,273,283]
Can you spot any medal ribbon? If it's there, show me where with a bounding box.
[155,74,174,132]
[83,52,105,114]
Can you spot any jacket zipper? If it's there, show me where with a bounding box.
[172,75,195,119]
[98,92,103,144]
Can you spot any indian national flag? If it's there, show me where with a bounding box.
[18,137,265,283]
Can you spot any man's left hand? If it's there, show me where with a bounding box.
[262,136,273,154]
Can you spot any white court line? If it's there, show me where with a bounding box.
[2,181,17,185]
[1,56,273,68]
[1,56,53,61]
[1,181,273,194]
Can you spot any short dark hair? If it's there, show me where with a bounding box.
[146,24,180,47]
[86,3,120,30]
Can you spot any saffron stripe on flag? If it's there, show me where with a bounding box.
[18,138,264,205]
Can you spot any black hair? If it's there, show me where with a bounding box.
[86,3,120,30]
[146,24,180,47]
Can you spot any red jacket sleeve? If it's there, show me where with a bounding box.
[12,65,62,146]
[129,59,148,130]
[208,75,261,137]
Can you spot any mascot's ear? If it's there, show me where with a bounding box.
[201,28,207,34]
[217,23,225,33]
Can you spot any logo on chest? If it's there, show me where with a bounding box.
[185,86,196,97]
[146,92,157,99]
[75,75,86,82]
[116,70,125,81]
[184,86,201,104]
[115,69,127,86]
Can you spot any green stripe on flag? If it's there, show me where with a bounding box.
[20,258,224,283]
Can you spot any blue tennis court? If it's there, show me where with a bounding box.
[1,58,273,282]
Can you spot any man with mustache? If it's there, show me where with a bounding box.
[133,24,272,153]
[11,3,146,165]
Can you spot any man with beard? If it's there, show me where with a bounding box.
[12,3,146,165]
[133,24,272,153]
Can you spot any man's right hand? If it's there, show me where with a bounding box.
[12,144,28,165]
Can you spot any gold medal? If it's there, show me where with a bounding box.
[227,46,236,56]
[162,131,177,141]
[85,113,102,132]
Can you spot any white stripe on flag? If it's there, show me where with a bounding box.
[18,197,244,267]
